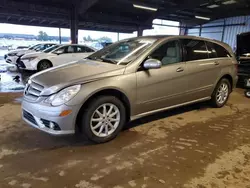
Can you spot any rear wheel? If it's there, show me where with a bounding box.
[80,96,126,143]
[37,60,52,71]
[211,78,231,108]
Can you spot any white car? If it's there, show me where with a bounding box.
[5,43,56,65]
[19,44,96,71]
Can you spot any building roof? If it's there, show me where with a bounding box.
[1,0,250,33]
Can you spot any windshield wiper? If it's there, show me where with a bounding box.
[99,57,117,64]
[85,57,117,64]
[85,57,95,60]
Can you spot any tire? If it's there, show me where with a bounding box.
[245,90,250,98]
[37,60,52,71]
[211,78,231,108]
[80,96,126,143]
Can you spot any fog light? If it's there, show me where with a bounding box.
[49,122,55,129]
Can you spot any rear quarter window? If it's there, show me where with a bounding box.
[182,39,209,61]
[213,43,232,58]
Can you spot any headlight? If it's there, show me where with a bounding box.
[21,56,37,61]
[8,52,18,56]
[45,85,81,106]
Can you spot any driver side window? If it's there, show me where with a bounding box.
[54,46,66,54]
[149,40,182,66]
[54,46,74,54]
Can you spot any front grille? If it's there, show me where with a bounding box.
[24,81,44,101]
[23,110,37,126]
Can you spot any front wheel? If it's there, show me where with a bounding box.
[245,90,250,98]
[80,96,126,143]
[211,78,231,108]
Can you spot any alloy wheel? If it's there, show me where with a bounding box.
[90,103,120,137]
[216,83,229,104]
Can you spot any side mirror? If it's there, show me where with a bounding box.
[143,59,162,69]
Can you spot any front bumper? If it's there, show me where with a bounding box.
[22,99,79,135]
[19,59,39,70]
[5,56,18,64]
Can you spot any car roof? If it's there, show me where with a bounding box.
[134,35,221,43]
[58,44,96,50]
[131,35,231,51]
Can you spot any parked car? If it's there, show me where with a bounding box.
[236,32,250,85]
[19,44,96,71]
[5,43,56,65]
[245,78,250,97]
[22,36,238,143]
[16,46,29,50]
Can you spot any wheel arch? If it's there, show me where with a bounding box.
[75,88,131,132]
[219,74,233,92]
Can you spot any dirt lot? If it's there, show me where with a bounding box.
[0,89,250,188]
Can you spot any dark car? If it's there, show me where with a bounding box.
[16,46,29,49]
[236,32,250,85]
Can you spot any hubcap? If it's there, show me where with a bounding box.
[90,103,120,137]
[216,83,229,104]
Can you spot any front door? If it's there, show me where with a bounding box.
[135,40,188,115]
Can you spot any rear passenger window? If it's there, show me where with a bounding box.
[206,42,217,58]
[182,39,209,61]
[213,43,231,58]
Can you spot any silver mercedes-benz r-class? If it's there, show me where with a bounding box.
[22,35,238,143]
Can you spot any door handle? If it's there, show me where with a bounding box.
[214,61,220,65]
[176,67,184,72]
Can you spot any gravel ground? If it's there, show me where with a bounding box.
[0,89,250,188]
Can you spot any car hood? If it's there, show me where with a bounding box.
[8,49,27,54]
[22,51,48,58]
[30,59,125,95]
[8,49,34,56]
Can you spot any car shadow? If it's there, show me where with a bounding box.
[125,101,210,130]
[18,69,36,84]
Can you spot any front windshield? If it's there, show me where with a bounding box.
[43,45,61,53]
[28,44,40,50]
[87,38,156,65]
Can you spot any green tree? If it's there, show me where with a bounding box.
[38,31,49,41]
[83,36,88,41]
[87,35,92,41]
